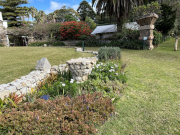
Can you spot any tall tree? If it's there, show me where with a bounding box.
[155,3,176,35]
[34,10,46,24]
[54,6,80,22]
[92,0,149,32]
[85,16,96,30]
[77,0,96,21]
[29,6,38,21]
[0,0,29,27]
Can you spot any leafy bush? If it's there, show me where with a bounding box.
[28,41,50,46]
[56,21,92,40]
[0,92,116,135]
[28,41,66,46]
[153,30,163,46]
[52,41,66,46]
[0,44,4,47]
[75,40,143,49]
[89,61,127,84]
[98,47,121,62]
[78,35,88,40]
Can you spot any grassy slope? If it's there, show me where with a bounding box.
[0,47,93,84]
[85,39,180,134]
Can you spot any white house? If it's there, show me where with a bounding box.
[91,22,140,39]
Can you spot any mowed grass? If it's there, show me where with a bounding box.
[0,47,93,84]
[85,38,180,134]
[1,38,180,134]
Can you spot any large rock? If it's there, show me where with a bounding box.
[35,57,51,71]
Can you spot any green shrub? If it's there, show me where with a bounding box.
[89,61,127,84]
[52,41,66,46]
[153,30,163,46]
[76,40,143,49]
[98,47,121,62]
[78,35,88,40]
[0,44,4,47]
[0,92,116,134]
[28,42,49,46]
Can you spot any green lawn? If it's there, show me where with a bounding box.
[86,38,180,134]
[0,47,93,84]
[1,38,180,134]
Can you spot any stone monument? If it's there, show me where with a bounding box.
[136,13,158,50]
[0,12,9,47]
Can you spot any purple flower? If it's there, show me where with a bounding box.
[40,95,50,100]
[65,103,68,106]
[87,105,89,109]
[36,116,39,120]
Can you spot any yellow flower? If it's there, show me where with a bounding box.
[31,88,33,93]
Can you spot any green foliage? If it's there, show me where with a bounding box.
[0,92,115,134]
[77,0,96,21]
[0,44,4,47]
[133,1,161,18]
[76,40,143,50]
[28,41,66,46]
[155,3,177,35]
[78,35,88,40]
[98,47,121,62]
[64,13,77,21]
[153,30,163,46]
[54,6,80,22]
[85,16,96,30]
[0,0,29,27]
[89,61,127,84]
[28,41,49,46]
[52,41,66,46]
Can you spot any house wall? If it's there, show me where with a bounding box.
[95,33,114,39]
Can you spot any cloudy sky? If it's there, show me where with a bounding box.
[25,0,95,15]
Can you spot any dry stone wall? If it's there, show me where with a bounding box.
[0,50,98,100]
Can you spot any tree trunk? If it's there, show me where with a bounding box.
[116,11,125,33]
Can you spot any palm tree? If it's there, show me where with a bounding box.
[29,6,38,21]
[47,13,53,22]
[92,0,150,32]
[26,8,31,22]
[34,13,43,24]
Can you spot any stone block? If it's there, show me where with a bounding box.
[83,69,90,75]
[82,76,88,81]
[20,87,27,95]
[69,65,74,70]
[0,84,10,89]
[77,70,83,76]
[51,65,58,71]
[35,57,51,71]
[74,77,82,82]
[6,86,17,93]
[74,65,80,70]
[0,90,10,100]
[15,90,21,96]
[80,65,86,69]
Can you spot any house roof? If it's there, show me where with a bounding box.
[91,24,117,35]
[91,22,140,35]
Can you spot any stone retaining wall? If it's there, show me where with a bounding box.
[0,49,98,100]
[66,57,97,83]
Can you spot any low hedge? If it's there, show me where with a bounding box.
[28,41,66,46]
[76,40,143,50]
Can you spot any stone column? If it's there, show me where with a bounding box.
[136,13,158,50]
[0,22,8,46]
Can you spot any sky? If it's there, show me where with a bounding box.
[23,0,95,19]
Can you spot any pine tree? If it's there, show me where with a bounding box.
[0,0,29,27]
[77,0,96,21]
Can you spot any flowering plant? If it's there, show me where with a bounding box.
[89,61,127,83]
[56,21,92,40]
